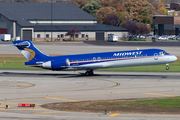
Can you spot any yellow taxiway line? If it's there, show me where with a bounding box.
[34,111,66,114]
[45,97,78,102]
[144,92,174,97]
[0,102,42,105]
[109,113,120,117]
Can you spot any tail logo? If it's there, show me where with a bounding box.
[22,48,36,61]
[13,40,47,61]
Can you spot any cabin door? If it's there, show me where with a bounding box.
[154,53,158,60]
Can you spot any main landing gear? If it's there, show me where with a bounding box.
[85,70,94,76]
[166,63,170,70]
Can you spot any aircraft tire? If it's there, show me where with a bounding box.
[166,66,170,70]
[85,72,89,76]
[85,70,93,76]
[89,71,93,76]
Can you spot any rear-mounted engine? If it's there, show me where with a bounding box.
[42,59,70,69]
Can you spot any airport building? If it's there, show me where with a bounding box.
[0,3,128,41]
[154,16,180,35]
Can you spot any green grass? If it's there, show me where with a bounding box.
[89,96,180,109]
[0,57,180,72]
[0,57,41,70]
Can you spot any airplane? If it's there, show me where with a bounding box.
[11,40,177,76]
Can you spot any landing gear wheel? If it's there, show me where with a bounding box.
[166,66,170,70]
[89,70,93,76]
[85,71,89,76]
[85,70,94,76]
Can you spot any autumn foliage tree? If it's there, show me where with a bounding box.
[82,0,101,17]
[123,20,150,36]
[123,20,139,35]
[137,23,150,35]
[124,0,155,24]
[67,0,89,8]
[65,27,81,41]
[95,7,117,24]
[102,13,122,27]
[101,0,124,8]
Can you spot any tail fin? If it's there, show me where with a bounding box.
[12,40,48,61]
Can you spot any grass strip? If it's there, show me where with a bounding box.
[42,96,180,114]
[0,57,41,70]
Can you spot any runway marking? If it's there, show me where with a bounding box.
[45,97,78,102]
[0,105,10,108]
[116,82,120,86]
[34,111,66,114]
[144,92,174,97]
[109,113,120,117]
[90,77,120,88]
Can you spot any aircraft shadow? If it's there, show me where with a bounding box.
[1,71,176,79]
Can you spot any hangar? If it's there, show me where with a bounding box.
[0,3,128,41]
[154,16,180,35]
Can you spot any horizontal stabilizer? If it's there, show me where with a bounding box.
[7,41,29,47]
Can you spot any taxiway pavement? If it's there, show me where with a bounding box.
[0,41,180,56]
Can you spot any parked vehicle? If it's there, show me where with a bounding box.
[176,36,180,40]
[158,36,168,41]
[0,34,11,41]
[139,35,146,39]
[167,35,176,40]
[108,35,118,42]
[134,34,146,40]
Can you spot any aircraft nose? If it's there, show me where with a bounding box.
[169,55,177,62]
[174,55,177,61]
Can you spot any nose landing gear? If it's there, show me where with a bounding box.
[85,70,94,76]
[166,63,169,70]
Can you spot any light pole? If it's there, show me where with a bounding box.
[51,0,52,41]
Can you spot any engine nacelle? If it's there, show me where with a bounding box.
[42,59,70,69]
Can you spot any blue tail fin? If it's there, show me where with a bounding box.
[12,40,48,61]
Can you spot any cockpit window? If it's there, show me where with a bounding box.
[160,52,163,55]
[160,51,167,55]
[163,52,167,55]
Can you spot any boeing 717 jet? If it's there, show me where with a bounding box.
[11,40,177,75]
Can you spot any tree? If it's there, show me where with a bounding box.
[123,20,139,35]
[102,13,122,27]
[123,20,150,36]
[100,0,125,9]
[95,7,116,23]
[158,6,168,15]
[124,0,155,24]
[67,0,89,8]
[137,23,150,35]
[65,27,81,41]
[82,0,101,17]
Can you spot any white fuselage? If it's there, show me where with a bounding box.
[63,54,177,71]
